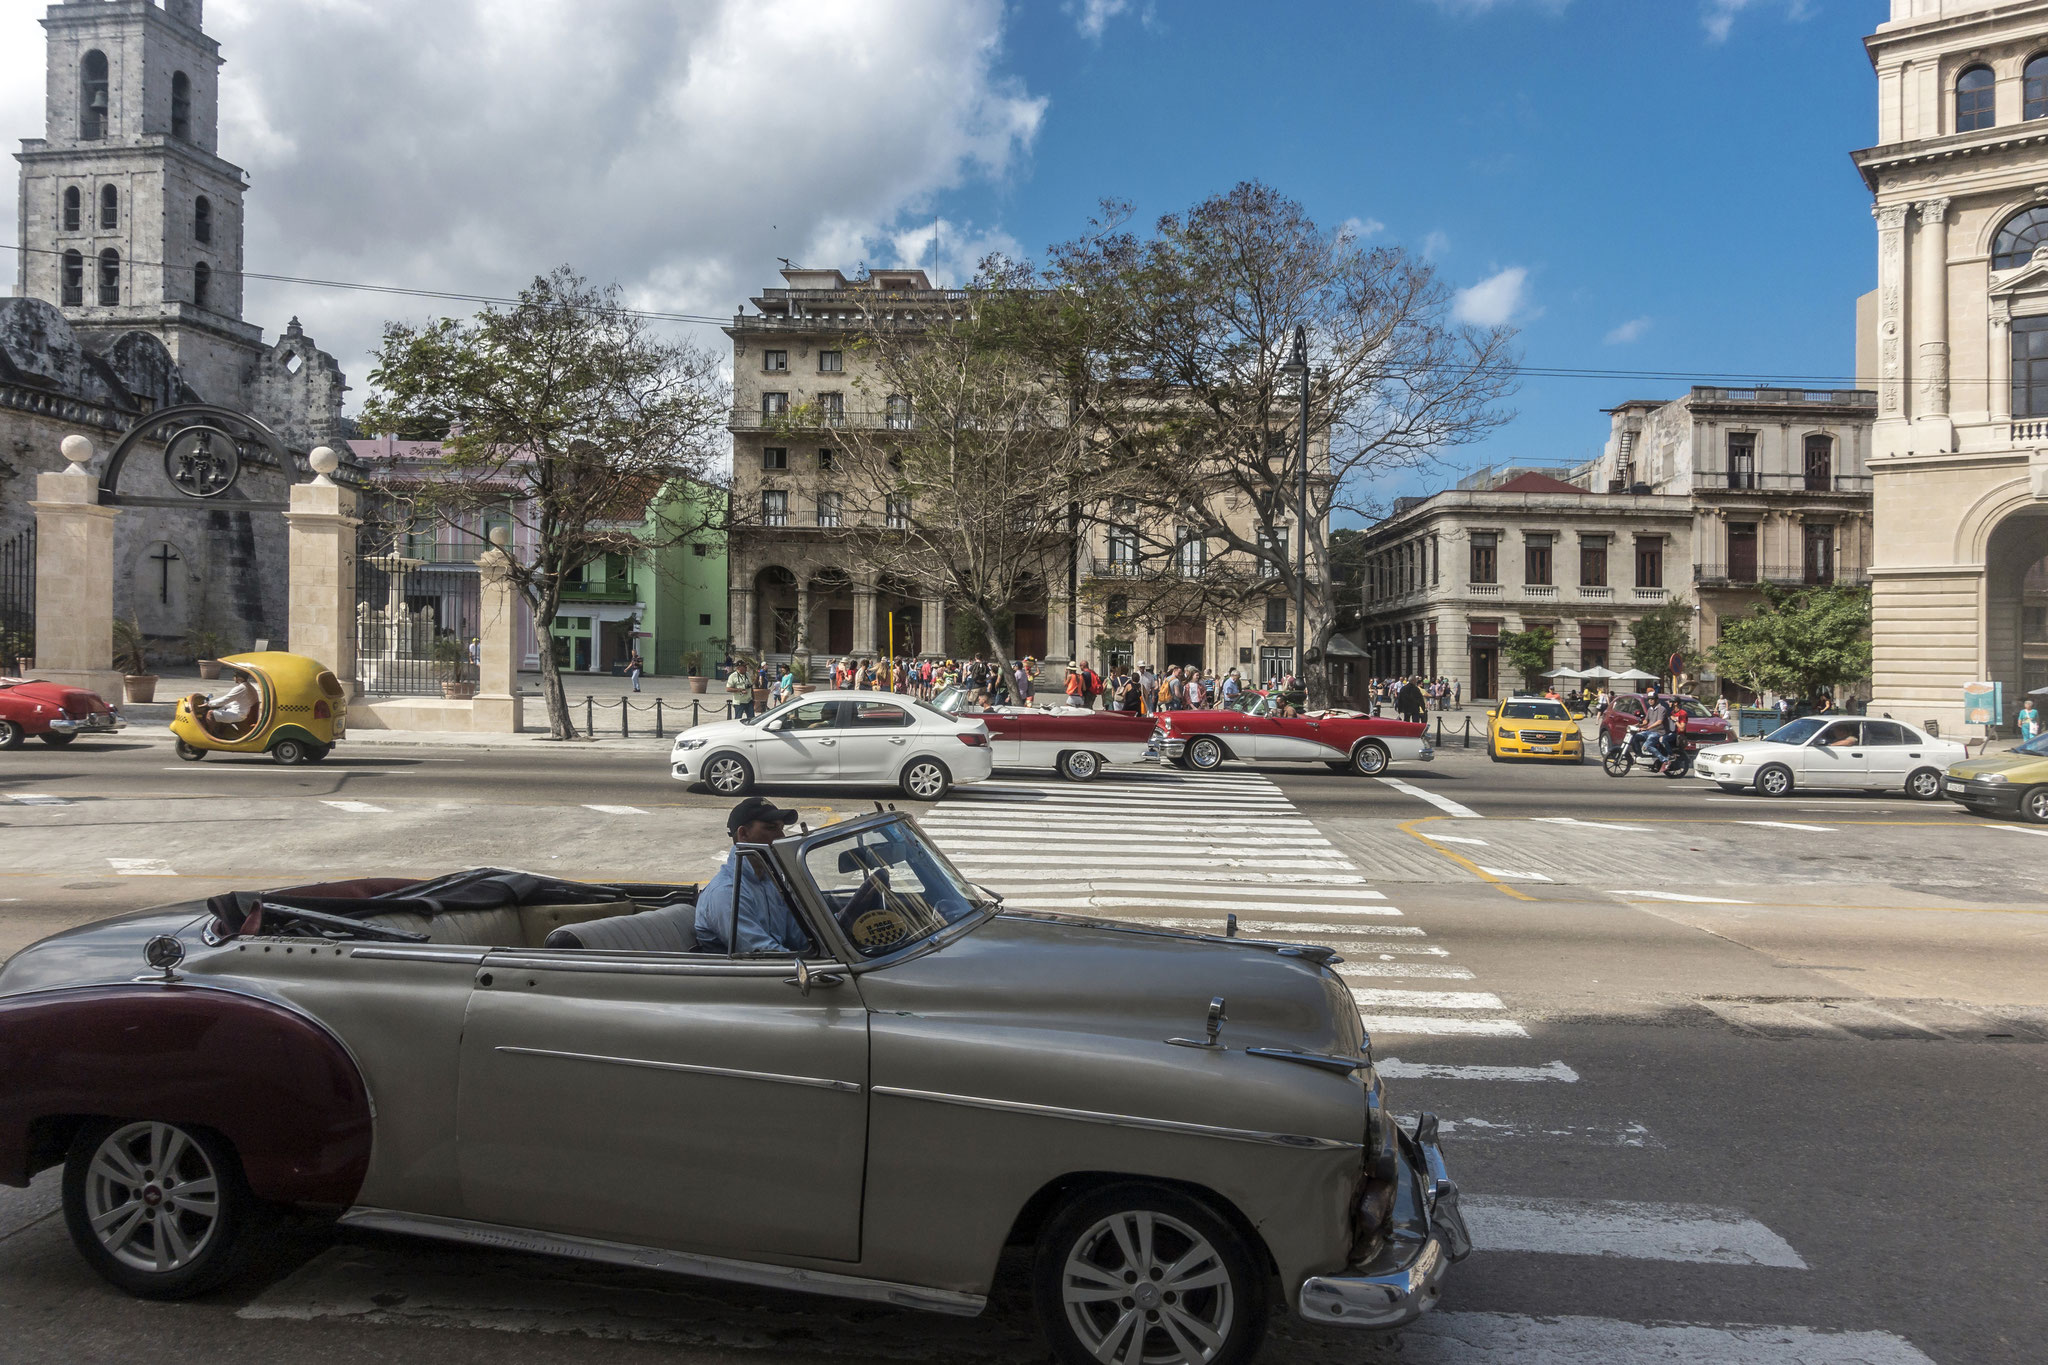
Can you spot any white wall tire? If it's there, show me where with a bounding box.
[1185,737,1225,771]
[1059,750,1100,782]
[1348,740,1390,776]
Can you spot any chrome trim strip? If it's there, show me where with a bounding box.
[870,1085,1361,1150]
[335,1207,985,1317]
[347,946,488,965]
[1246,1046,1369,1077]
[496,1044,862,1094]
[481,954,844,978]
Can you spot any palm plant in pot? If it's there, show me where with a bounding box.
[185,628,230,681]
[429,635,476,700]
[113,616,156,703]
[682,649,708,694]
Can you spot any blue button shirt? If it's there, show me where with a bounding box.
[696,847,808,955]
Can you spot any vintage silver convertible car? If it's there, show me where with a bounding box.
[0,813,1466,1365]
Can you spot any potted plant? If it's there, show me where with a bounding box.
[114,616,156,704]
[186,628,230,680]
[683,649,708,694]
[429,635,476,700]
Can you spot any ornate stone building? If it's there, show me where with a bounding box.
[1855,0,2048,731]
[3,0,351,655]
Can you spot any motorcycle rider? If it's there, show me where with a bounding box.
[1637,693,1674,769]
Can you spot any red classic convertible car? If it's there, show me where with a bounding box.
[930,684,1153,780]
[0,678,123,749]
[1153,692,1432,775]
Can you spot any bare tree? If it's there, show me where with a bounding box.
[1004,183,1520,698]
[361,267,729,738]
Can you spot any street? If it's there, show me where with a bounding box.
[1,730,2042,1363]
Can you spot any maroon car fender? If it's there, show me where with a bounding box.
[0,983,372,1208]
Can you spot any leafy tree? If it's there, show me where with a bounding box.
[1628,602,1698,684]
[990,182,1519,701]
[1709,583,1872,703]
[1501,625,1556,690]
[361,268,728,739]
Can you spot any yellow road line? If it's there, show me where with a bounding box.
[1397,817,1536,902]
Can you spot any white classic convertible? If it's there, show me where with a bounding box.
[1693,716,1967,798]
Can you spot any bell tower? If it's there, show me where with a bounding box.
[14,0,263,405]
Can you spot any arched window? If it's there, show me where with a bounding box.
[97,249,120,306]
[1957,64,1996,132]
[194,196,211,244]
[62,186,80,232]
[79,51,108,139]
[61,250,84,306]
[171,71,191,140]
[2028,55,2048,121]
[1992,205,2048,269]
[99,184,118,230]
[192,261,211,310]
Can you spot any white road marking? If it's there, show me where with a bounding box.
[1426,1117,1659,1147]
[1059,910,1405,926]
[1341,963,1476,980]
[1376,1058,1579,1083]
[320,800,388,814]
[964,867,1373,885]
[1990,824,2048,838]
[6,793,69,806]
[953,852,1357,870]
[1477,866,1552,881]
[1348,988,1504,1010]
[107,857,176,876]
[582,804,648,816]
[1738,820,1835,832]
[1359,1015,1530,1037]
[923,818,1324,835]
[1532,816,1652,832]
[1003,900,1400,919]
[1380,1313,1936,1364]
[1462,1196,1806,1267]
[997,881,1387,901]
[1609,889,1753,904]
[1429,834,1489,846]
[928,831,1334,849]
[1375,775,1483,818]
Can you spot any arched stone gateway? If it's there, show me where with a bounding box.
[1986,507,2048,716]
[753,566,798,659]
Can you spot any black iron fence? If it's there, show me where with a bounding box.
[355,533,482,696]
[566,694,748,738]
[0,526,32,668]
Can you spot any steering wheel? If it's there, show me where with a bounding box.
[840,868,886,926]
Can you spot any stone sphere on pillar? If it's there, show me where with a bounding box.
[60,434,94,474]
[307,446,338,486]
[488,524,510,548]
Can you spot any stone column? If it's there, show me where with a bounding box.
[1990,296,2014,427]
[729,588,757,655]
[284,447,362,693]
[1913,197,1953,440]
[472,528,524,733]
[850,587,877,657]
[29,435,123,697]
[1873,202,1910,428]
[920,595,945,658]
[793,584,813,655]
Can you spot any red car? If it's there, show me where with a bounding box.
[0,678,124,749]
[1152,691,1432,775]
[930,684,1154,780]
[1599,693,1731,749]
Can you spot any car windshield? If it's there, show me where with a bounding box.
[2014,732,2048,757]
[1500,701,1571,721]
[1673,698,1711,718]
[929,685,970,715]
[1763,717,1827,745]
[799,817,989,959]
[1225,693,1274,716]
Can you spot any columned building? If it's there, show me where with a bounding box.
[1855,0,2048,732]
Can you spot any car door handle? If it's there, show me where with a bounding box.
[888,736,907,744]
[817,738,836,746]
[1850,751,1864,757]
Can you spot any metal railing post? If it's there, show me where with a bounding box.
[655,699,663,738]
[584,694,593,737]
[622,700,630,738]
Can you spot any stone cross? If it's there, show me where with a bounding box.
[149,544,180,604]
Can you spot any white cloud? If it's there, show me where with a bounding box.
[1067,0,1131,40]
[1604,315,1652,345]
[1,0,1046,408]
[885,218,1025,286]
[1452,266,1530,327]
[1427,0,1570,14]
[1340,216,1387,243]
[1702,0,1810,43]
[1422,230,1452,262]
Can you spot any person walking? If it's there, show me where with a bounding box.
[627,647,645,693]
[726,658,755,721]
[1396,676,1426,725]
[2017,696,2041,743]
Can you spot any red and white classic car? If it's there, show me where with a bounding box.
[1152,693,1432,776]
[930,684,1155,780]
[0,678,124,749]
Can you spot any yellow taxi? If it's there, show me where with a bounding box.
[1487,696,1587,763]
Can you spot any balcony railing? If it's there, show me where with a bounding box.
[1699,470,1873,494]
[560,580,637,603]
[2012,420,2048,442]
[1634,586,1669,602]
[1524,584,1558,599]
[1689,387,1876,408]
[1579,585,1614,600]
[1468,583,1503,596]
[1693,562,1872,589]
[731,404,916,432]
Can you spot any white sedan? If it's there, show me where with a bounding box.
[669,689,994,800]
[1693,716,1966,799]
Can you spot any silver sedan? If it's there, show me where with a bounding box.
[670,689,995,801]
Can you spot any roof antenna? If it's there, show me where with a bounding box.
[777,256,794,270]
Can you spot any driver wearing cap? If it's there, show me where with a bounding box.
[695,796,810,954]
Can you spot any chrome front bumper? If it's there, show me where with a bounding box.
[47,714,123,735]
[1297,1113,1471,1330]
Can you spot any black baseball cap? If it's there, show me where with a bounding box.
[728,796,798,835]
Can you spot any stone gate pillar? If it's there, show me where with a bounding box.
[472,527,524,733]
[30,435,123,696]
[283,447,360,693]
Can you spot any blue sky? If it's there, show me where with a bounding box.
[933,0,1885,511]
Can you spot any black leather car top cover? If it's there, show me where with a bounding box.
[206,867,682,926]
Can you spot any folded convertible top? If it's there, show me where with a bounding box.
[206,867,641,925]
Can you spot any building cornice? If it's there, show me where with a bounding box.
[16,135,249,186]
[1870,450,2033,471]
[1852,121,2048,194]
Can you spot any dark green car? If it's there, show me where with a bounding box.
[1944,732,2048,823]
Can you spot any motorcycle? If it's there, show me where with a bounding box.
[1602,723,1695,779]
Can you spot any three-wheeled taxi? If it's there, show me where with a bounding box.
[169,651,347,764]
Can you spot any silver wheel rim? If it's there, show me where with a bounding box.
[1354,744,1387,774]
[1189,740,1221,770]
[1060,1208,1234,1365]
[1068,752,1097,779]
[906,762,944,798]
[1762,769,1789,795]
[707,758,745,793]
[0,721,17,743]
[84,1122,221,1274]
[2029,790,2048,821]
[1909,771,1939,798]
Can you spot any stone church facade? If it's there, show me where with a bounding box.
[2,0,351,658]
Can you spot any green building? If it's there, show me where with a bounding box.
[548,479,728,676]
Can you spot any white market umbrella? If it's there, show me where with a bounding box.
[1542,666,1584,679]
[1576,665,1619,680]
[1612,668,1659,682]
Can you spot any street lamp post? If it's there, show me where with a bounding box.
[1284,326,1310,691]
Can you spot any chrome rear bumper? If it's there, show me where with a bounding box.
[1297,1113,1470,1330]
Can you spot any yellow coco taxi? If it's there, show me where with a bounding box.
[169,651,347,764]
[1487,697,1586,763]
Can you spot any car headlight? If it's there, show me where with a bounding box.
[674,737,707,751]
[1721,755,1743,766]
[1980,772,2007,784]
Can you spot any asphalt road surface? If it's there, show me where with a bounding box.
[1,730,2043,1364]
